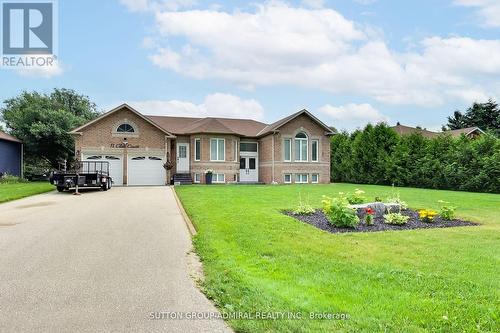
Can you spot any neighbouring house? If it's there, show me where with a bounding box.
[444,127,485,139]
[390,123,439,139]
[391,123,485,139]
[70,104,334,186]
[0,131,23,177]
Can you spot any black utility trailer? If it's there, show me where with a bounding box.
[50,161,113,192]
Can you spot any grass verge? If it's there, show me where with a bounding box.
[0,182,54,204]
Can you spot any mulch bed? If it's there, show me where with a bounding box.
[284,209,479,234]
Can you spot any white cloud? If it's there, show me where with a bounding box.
[301,0,325,9]
[454,0,500,28]
[119,0,196,12]
[318,103,389,123]
[16,61,64,78]
[126,2,500,107]
[127,93,265,120]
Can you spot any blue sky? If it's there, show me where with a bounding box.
[1,0,499,131]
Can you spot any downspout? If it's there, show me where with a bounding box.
[271,131,278,184]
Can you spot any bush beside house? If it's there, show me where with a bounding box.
[330,123,500,193]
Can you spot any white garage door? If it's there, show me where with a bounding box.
[128,155,165,186]
[83,154,123,186]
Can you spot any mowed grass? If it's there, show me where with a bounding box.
[175,183,500,333]
[0,182,53,203]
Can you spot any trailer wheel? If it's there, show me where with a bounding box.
[56,186,65,192]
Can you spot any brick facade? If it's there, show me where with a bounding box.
[259,114,330,184]
[73,106,332,185]
[73,107,170,185]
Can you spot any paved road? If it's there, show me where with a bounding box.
[0,187,231,333]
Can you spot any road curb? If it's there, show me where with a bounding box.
[171,186,197,236]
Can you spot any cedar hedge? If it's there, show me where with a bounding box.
[330,123,500,193]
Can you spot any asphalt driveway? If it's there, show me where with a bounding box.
[0,187,230,333]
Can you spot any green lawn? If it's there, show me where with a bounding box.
[175,183,500,333]
[0,182,54,203]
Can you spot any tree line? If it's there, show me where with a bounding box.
[330,124,500,193]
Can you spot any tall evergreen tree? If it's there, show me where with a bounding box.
[445,99,500,134]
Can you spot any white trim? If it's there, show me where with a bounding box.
[176,142,190,172]
[256,109,335,137]
[212,173,225,183]
[194,173,201,183]
[283,173,292,184]
[233,139,238,162]
[294,132,308,162]
[311,173,319,183]
[283,138,292,162]
[111,119,140,138]
[194,138,201,161]
[311,139,319,162]
[210,138,225,162]
[295,173,308,184]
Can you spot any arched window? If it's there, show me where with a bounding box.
[116,123,135,133]
[294,132,308,161]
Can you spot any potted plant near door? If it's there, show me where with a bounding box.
[205,169,213,185]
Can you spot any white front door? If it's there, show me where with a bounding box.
[239,154,258,182]
[176,143,189,172]
[128,155,165,186]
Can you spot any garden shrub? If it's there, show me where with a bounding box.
[438,200,456,220]
[346,189,366,204]
[384,213,410,225]
[322,196,359,228]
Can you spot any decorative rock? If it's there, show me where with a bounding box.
[350,202,401,218]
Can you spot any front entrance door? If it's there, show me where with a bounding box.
[176,143,189,172]
[239,154,258,182]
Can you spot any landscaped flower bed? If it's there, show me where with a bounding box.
[285,188,478,233]
[285,208,478,233]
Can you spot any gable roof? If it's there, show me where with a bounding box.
[390,124,439,138]
[69,103,176,137]
[0,131,22,143]
[256,109,335,137]
[445,126,485,137]
[72,104,333,138]
[148,115,268,137]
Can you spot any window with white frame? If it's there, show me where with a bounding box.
[116,123,135,133]
[294,132,308,162]
[210,138,225,161]
[312,139,319,162]
[283,138,291,162]
[195,138,201,161]
[295,174,308,183]
[284,174,292,183]
[240,142,258,152]
[311,174,319,183]
[213,173,225,183]
[194,173,201,183]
